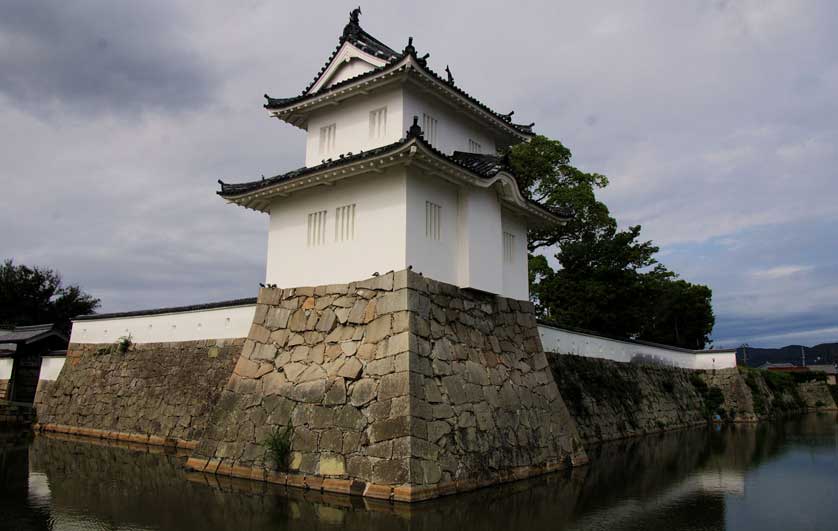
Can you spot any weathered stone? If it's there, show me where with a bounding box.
[282,362,306,382]
[378,372,409,401]
[338,357,363,380]
[387,331,411,356]
[319,454,346,476]
[349,378,377,406]
[427,420,451,442]
[372,458,408,485]
[325,378,346,405]
[365,357,394,376]
[364,315,391,344]
[288,310,308,331]
[292,380,326,403]
[292,427,317,452]
[369,416,410,443]
[334,405,366,431]
[341,341,359,356]
[316,309,338,332]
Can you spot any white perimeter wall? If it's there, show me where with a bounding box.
[39,356,66,381]
[266,169,408,289]
[70,304,256,344]
[538,324,737,370]
[0,358,12,380]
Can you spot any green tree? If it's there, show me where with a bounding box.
[509,136,715,349]
[0,259,100,334]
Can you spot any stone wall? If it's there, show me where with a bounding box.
[36,339,241,444]
[549,354,838,446]
[549,355,710,445]
[187,270,586,501]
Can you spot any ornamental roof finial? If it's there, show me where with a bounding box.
[406,115,423,139]
[349,7,361,25]
[344,7,362,38]
[404,36,415,55]
[445,65,454,84]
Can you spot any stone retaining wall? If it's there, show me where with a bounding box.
[187,270,586,501]
[549,354,838,445]
[35,339,242,444]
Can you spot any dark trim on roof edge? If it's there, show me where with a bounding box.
[74,297,258,321]
[537,319,735,354]
[265,53,535,139]
[218,131,570,222]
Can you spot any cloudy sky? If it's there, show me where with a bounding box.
[2,1,836,348]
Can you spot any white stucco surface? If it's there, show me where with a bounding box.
[304,88,404,167]
[39,356,66,381]
[266,169,408,289]
[402,87,497,155]
[501,210,529,301]
[0,358,12,380]
[70,304,257,344]
[538,324,737,370]
[457,187,504,294]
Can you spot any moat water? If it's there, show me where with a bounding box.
[1,413,836,531]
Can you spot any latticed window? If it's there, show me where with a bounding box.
[422,113,438,145]
[426,201,441,240]
[369,107,387,139]
[319,123,336,155]
[335,204,356,242]
[503,231,515,263]
[468,138,482,153]
[307,210,327,246]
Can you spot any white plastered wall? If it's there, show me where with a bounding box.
[501,210,529,300]
[538,324,737,370]
[266,169,408,289]
[39,356,66,381]
[405,168,460,284]
[70,304,256,344]
[402,87,497,155]
[304,87,404,167]
[457,187,504,294]
[0,358,12,380]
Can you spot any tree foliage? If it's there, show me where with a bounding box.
[510,136,715,349]
[0,259,100,334]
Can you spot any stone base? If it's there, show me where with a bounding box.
[189,270,586,501]
[36,423,198,449]
[184,453,585,502]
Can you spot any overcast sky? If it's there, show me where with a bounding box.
[2,1,836,348]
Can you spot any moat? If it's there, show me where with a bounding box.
[2,413,836,531]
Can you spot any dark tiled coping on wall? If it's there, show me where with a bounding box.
[536,319,736,355]
[73,298,258,321]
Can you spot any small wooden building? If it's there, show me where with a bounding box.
[0,324,68,404]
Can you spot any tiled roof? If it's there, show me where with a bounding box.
[264,11,535,138]
[74,297,258,321]
[219,120,569,220]
[0,323,66,344]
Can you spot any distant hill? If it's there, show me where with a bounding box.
[737,343,838,368]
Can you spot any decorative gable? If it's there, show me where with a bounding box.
[307,41,388,94]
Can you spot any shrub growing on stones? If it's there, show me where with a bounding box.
[263,425,292,471]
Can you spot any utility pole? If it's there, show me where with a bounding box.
[741,343,749,367]
[801,345,806,367]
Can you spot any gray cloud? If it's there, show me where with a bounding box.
[1,1,837,348]
[0,1,214,116]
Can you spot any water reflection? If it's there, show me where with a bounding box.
[1,413,836,531]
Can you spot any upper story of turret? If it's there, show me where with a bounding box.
[263,8,536,167]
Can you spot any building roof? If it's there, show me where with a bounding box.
[0,323,67,345]
[263,9,535,141]
[73,297,258,322]
[218,119,570,224]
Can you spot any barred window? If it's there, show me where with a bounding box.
[335,203,356,242]
[426,201,441,240]
[307,210,327,246]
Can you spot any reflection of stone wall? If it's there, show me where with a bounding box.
[36,339,241,443]
[188,270,586,501]
[0,379,8,400]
